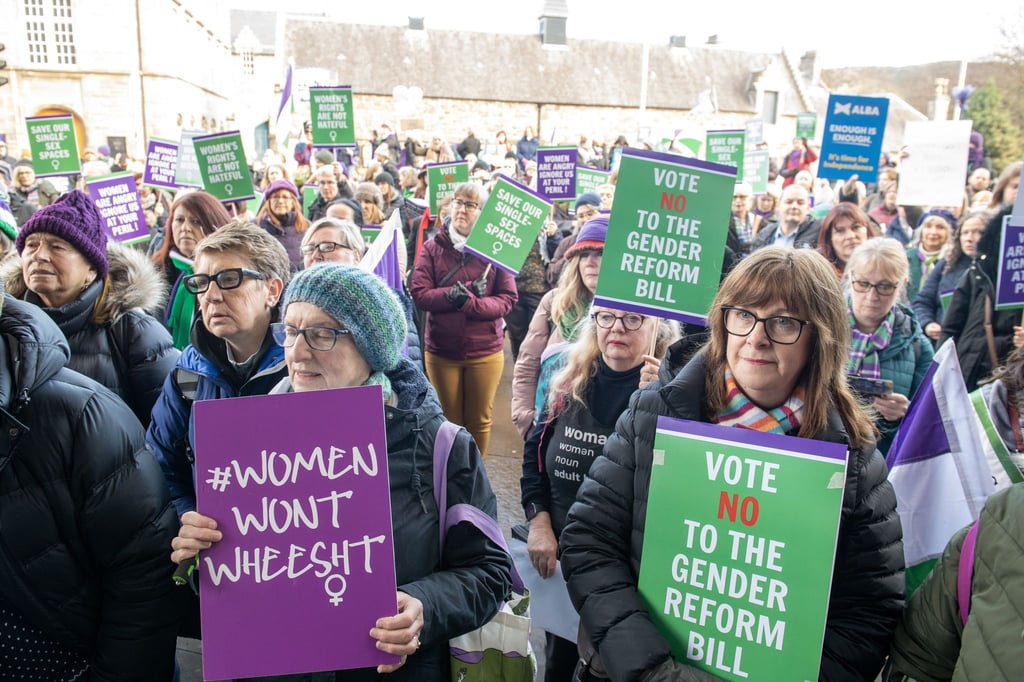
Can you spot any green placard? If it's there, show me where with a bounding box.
[302,184,318,211]
[361,225,381,246]
[593,148,734,325]
[575,166,609,197]
[175,129,205,188]
[705,130,745,179]
[309,86,355,146]
[25,114,81,177]
[193,131,255,202]
[796,113,817,140]
[463,175,551,276]
[742,150,770,194]
[427,161,470,215]
[639,418,847,681]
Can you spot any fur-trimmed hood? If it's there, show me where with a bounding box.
[1,240,168,321]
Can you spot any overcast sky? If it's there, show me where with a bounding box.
[289,0,1018,68]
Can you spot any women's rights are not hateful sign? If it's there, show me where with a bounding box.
[193,385,399,680]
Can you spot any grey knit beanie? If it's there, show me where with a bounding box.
[282,263,406,372]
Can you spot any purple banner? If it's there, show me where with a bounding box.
[193,386,399,679]
[85,173,150,244]
[143,138,179,189]
[995,215,1024,310]
[536,147,578,201]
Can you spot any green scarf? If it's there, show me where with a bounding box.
[365,371,393,403]
[557,304,586,343]
[167,252,195,350]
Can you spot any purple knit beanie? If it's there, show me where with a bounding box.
[16,189,109,278]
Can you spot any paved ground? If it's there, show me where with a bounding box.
[178,340,550,679]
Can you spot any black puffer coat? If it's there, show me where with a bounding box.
[939,207,1017,391]
[0,295,184,679]
[3,240,179,426]
[560,353,905,682]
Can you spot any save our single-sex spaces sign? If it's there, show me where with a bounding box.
[638,418,848,681]
[463,175,551,276]
[193,385,399,680]
[593,147,735,325]
[705,130,745,179]
[25,114,81,177]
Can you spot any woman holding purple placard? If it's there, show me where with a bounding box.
[560,247,904,681]
[172,263,511,680]
[3,189,178,428]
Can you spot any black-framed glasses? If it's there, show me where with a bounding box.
[721,306,809,345]
[183,268,265,295]
[451,198,480,211]
[271,323,351,352]
[300,241,352,256]
[850,279,898,296]
[592,311,646,331]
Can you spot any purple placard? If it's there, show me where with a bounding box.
[655,416,850,462]
[85,173,150,244]
[995,215,1024,310]
[536,147,578,201]
[143,138,179,189]
[193,386,399,680]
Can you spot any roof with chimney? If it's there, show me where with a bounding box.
[284,17,815,117]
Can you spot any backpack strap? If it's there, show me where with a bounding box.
[430,420,524,592]
[432,420,460,556]
[957,520,980,627]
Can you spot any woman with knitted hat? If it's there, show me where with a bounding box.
[256,178,309,272]
[512,215,607,438]
[4,189,178,427]
[410,182,518,459]
[150,189,232,349]
[171,263,511,679]
[906,209,955,300]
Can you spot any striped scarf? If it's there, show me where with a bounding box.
[847,306,895,380]
[715,369,805,435]
[365,371,393,403]
[917,247,942,280]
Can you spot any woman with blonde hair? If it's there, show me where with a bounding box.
[512,215,607,438]
[846,237,933,455]
[355,181,386,226]
[521,307,678,680]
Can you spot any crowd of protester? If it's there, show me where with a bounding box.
[0,118,1022,681]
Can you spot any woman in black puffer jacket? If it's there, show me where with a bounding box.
[5,190,179,427]
[0,288,184,680]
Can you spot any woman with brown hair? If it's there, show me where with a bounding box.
[151,190,231,348]
[256,178,309,272]
[561,247,904,681]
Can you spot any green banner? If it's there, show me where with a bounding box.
[639,418,847,681]
[796,113,817,140]
[593,148,734,325]
[193,131,255,202]
[25,114,81,177]
[427,161,469,215]
[309,86,355,146]
[303,184,318,212]
[175,129,205,188]
[463,175,551,276]
[705,130,745,179]
[742,151,770,194]
[575,166,609,198]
